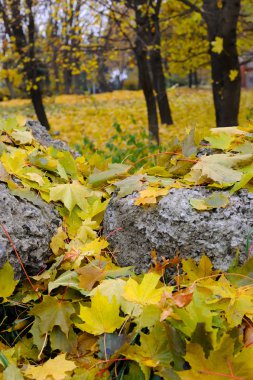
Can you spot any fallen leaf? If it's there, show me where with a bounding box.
[0,262,18,302]
[88,163,131,186]
[30,295,75,336]
[135,187,169,205]
[123,273,164,305]
[25,354,76,380]
[188,153,253,184]
[76,291,125,335]
[49,181,90,212]
[190,192,230,211]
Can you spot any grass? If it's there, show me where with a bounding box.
[0,88,252,150]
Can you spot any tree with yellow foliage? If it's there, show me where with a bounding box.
[0,0,50,129]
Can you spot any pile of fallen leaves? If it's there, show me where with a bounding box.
[0,117,253,379]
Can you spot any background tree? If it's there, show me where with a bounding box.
[102,0,173,143]
[178,0,242,127]
[0,0,50,129]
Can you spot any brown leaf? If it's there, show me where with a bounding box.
[244,326,253,348]
[77,265,105,291]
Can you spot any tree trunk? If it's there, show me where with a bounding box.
[8,0,50,129]
[135,45,159,144]
[193,71,198,87]
[203,0,241,127]
[150,48,173,125]
[134,1,159,143]
[30,88,50,129]
[64,69,72,94]
[53,48,60,93]
[149,9,173,125]
[189,71,193,88]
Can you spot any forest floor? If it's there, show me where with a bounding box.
[0,88,253,150]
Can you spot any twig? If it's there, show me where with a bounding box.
[0,222,42,302]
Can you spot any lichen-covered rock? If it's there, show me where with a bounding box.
[103,188,253,272]
[0,183,61,278]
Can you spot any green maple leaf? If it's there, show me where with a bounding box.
[230,164,253,194]
[0,117,18,132]
[11,129,33,145]
[30,296,75,336]
[173,290,215,338]
[57,150,78,179]
[179,335,253,380]
[123,324,178,369]
[49,180,90,212]
[114,175,145,198]
[48,271,84,294]
[187,153,253,184]
[0,262,18,302]
[50,326,77,352]
[88,163,131,186]
[205,133,234,150]
[182,128,197,157]
[3,364,24,380]
[190,192,230,211]
[76,291,125,335]
[181,256,216,283]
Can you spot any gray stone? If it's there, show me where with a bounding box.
[0,183,61,278]
[103,188,253,272]
[26,120,79,157]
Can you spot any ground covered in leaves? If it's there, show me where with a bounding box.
[0,91,253,379]
[0,89,253,150]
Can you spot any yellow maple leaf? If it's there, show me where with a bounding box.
[25,354,76,380]
[76,291,125,335]
[49,180,90,212]
[211,37,223,54]
[123,273,164,306]
[135,187,169,206]
[80,238,109,256]
[229,69,239,81]
[26,172,45,186]
[0,262,18,302]
[75,219,99,243]
[50,226,68,255]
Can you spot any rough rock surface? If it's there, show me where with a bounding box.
[26,120,79,157]
[104,188,253,272]
[0,183,61,278]
[0,121,69,278]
